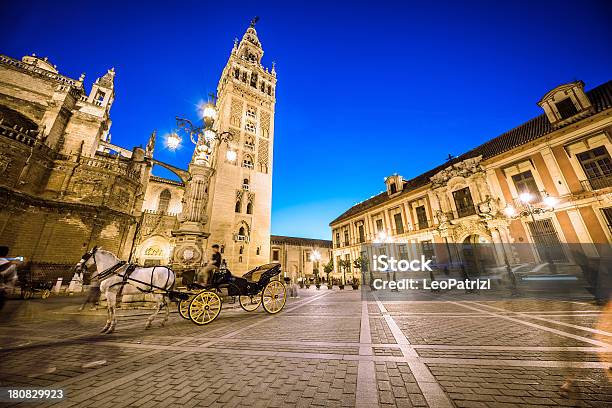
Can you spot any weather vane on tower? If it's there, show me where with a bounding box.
[250,16,260,27]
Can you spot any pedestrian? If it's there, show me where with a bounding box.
[79,270,101,311]
[0,246,19,311]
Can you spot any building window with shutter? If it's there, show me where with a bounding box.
[393,213,404,234]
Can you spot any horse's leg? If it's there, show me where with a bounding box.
[145,294,163,329]
[106,291,117,334]
[100,291,112,333]
[160,295,170,327]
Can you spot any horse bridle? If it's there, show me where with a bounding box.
[80,246,126,281]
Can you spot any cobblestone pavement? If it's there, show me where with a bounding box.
[0,289,611,407]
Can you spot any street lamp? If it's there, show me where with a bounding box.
[503,191,558,273]
[167,101,236,166]
[310,250,322,288]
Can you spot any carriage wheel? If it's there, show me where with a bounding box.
[178,295,193,320]
[261,280,287,314]
[188,291,221,325]
[21,288,32,300]
[239,295,262,312]
[41,289,51,299]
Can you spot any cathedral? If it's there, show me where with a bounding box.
[0,21,316,280]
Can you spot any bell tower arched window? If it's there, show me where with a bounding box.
[235,200,241,213]
[158,189,171,213]
[246,202,253,214]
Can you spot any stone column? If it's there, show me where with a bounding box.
[171,163,213,272]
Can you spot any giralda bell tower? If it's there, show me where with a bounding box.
[205,18,277,275]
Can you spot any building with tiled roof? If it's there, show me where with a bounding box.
[329,80,611,280]
[270,235,332,283]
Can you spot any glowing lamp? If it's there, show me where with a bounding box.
[202,104,217,121]
[543,195,558,208]
[518,192,533,203]
[226,149,237,162]
[204,129,216,142]
[166,132,181,150]
[504,206,516,217]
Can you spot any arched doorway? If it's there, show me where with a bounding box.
[462,235,496,276]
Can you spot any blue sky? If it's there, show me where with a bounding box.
[2,1,610,239]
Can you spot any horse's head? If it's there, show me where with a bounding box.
[76,246,99,272]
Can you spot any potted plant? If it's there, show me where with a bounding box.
[338,259,351,290]
[324,259,334,289]
[305,277,311,289]
[314,267,321,289]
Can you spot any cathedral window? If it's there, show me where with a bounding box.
[245,135,255,150]
[239,246,243,254]
[242,154,254,169]
[241,72,247,82]
[246,201,253,214]
[250,73,258,88]
[235,199,242,213]
[242,178,250,190]
[267,85,272,95]
[95,90,106,102]
[246,106,257,118]
[260,82,266,92]
[245,122,256,133]
[157,189,171,213]
[234,68,240,79]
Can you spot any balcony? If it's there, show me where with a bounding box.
[580,174,612,192]
[415,220,430,230]
[456,205,477,218]
[234,234,250,243]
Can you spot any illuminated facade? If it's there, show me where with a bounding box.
[330,80,612,276]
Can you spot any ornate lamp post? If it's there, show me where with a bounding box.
[166,101,236,269]
[503,192,558,273]
[310,250,322,289]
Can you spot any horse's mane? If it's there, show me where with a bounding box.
[98,249,120,262]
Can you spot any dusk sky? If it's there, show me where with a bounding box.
[2,0,610,239]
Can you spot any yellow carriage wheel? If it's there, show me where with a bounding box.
[178,295,193,319]
[261,280,287,314]
[41,289,51,299]
[188,291,221,325]
[239,295,262,312]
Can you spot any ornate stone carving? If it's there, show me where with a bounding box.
[430,156,484,188]
[257,140,269,173]
[230,98,243,127]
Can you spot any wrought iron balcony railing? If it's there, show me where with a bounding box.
[580,174,612,192]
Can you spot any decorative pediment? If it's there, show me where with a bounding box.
[430,156,484,188]
[537,81,593,127]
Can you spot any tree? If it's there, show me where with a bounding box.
[353,256,368,285]
[338,259,352,285]
[323,259,334,284]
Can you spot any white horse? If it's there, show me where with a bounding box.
[76,247,176,334]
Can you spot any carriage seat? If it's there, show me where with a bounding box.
[242,263,282,284]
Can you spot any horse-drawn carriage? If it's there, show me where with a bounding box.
[177,263,287,325]
[75,247,287,333]
[17,264,53,300]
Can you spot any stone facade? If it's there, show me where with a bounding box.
[203,24,277,275]
[0,21,280,280]
[270,235,332,283]
[0,54,148,279]
[330,80,612,276]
